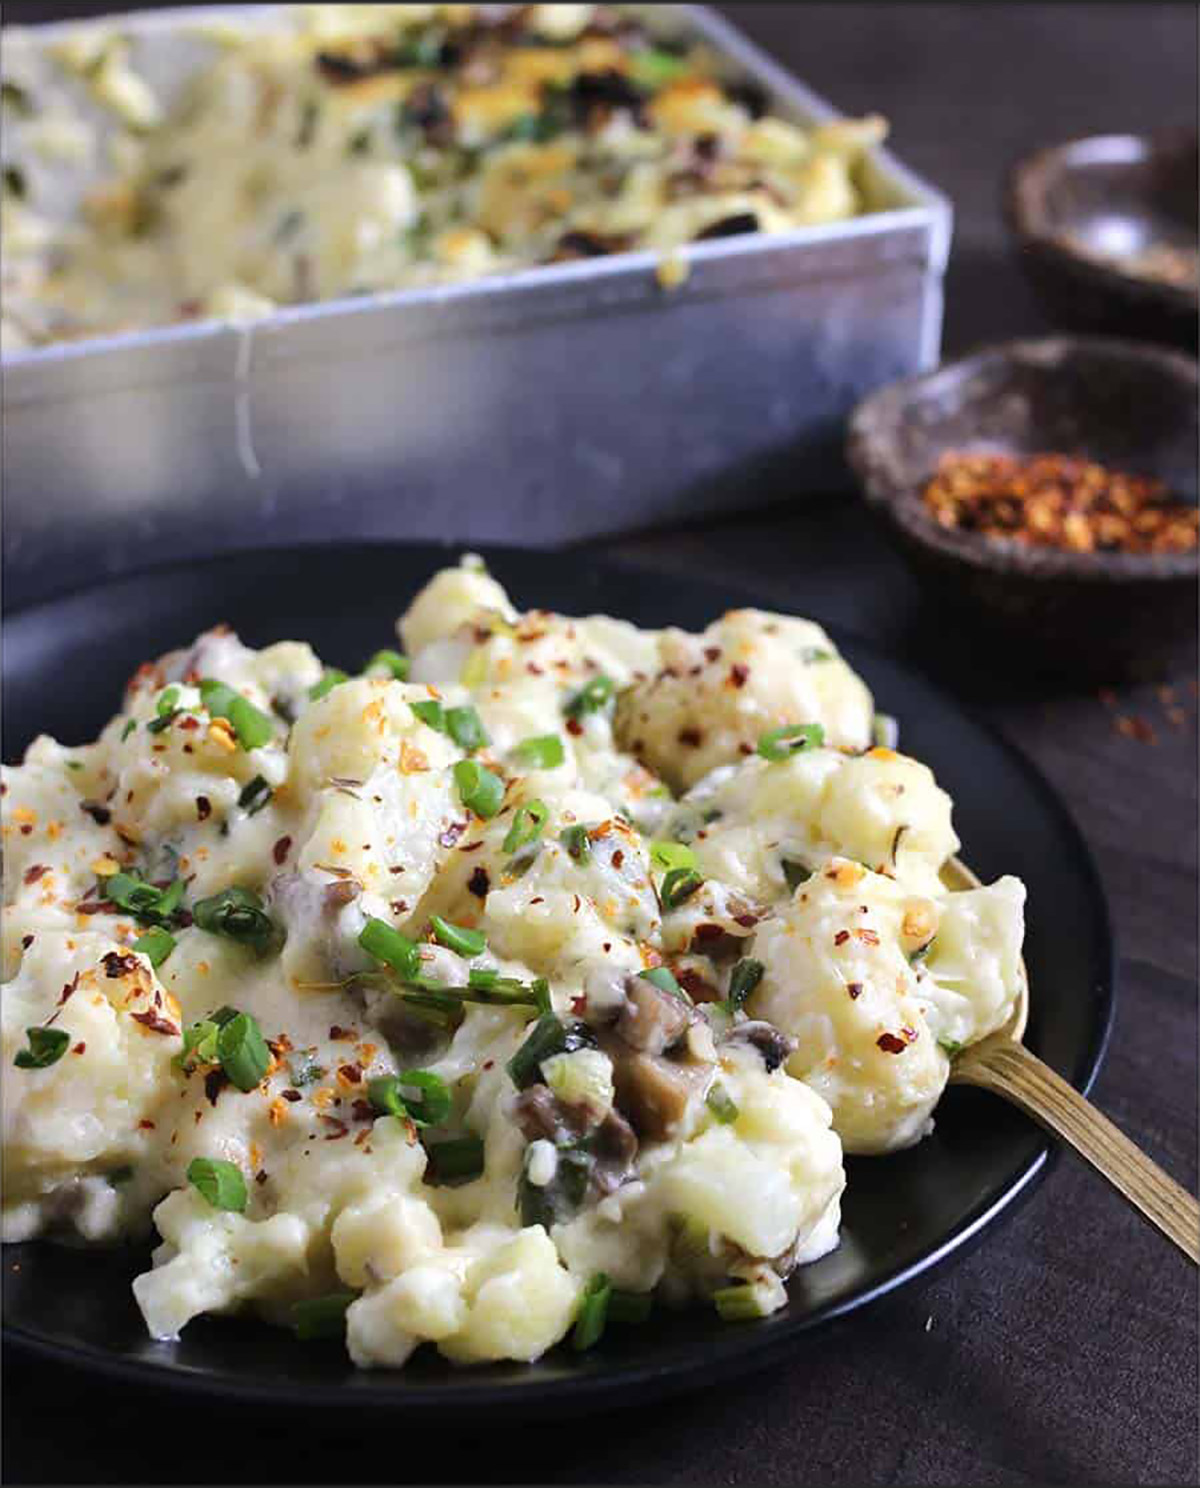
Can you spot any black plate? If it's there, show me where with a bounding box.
[2,542,1115,1415]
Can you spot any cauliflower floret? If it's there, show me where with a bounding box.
[616,610,873,792]
[921,878,1026,1049]
[399,560,518,658]
[437,1227,579,1364]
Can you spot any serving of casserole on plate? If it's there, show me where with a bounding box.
[2,554,1036,1373]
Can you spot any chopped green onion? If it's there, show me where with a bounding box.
[628,47,690,88]
[445,705,489,754]
[365,648,410,680]
[288,1051,324,1087]
[872,713,900,749]
[713,1283,773,1322]
[424,1135,485,1185]
[910,938,935,964]
[507,1012,595,1090]
[369,1069,452,1127]
[210,1005,240,1027]
[639,966,689,1002]
[801,647,834,664]
[309,668,349,702]
[146,687,181,733]
[727,958,764,1011]
[660,866,703,909]
[651,841,697,874]
[608,1289,654,1325]
[782,860,812,890]
[454,759,505,819]
[511,734,565,770]
[14,1026,70,1069]
[120,719,137,741]
[133,926,176,968]
[705,1082,739,1124]
[359,917,420,979]
[65,760,83,772]
[938,1037,963,1057]
[757,723,825,761]
[187,1157,247,1213]
[559,824,592,863]
[519,1144,591,1228]
[174,1018,219,1072]
[564,675,615,719]
[102,871,184,928]
[572,1272,613,1351]
[199,679,274,751]
[192,886,278,955]
[237,775,273,814]
[411,698,445,731]
[503,799,548,854]
[429,916,486,958]
[217,1011,270,1091]
[292,1291,356,1340]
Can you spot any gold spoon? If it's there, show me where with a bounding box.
[940,858,1198,1264]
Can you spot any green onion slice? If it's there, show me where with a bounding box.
[14,1025,70,1069]
[199,679,275,750]
[187,1156,247,1213]
[133,926,176,968]
[503,799,548,854]
[638,966,690,1002]
[292,1291,356,1341]
[410,698,445,731]
[454,759,505,819]
[216,1011,271,1091]
[445,705,489,754]
[192,886,278,955]
[608,1289,654,1325]
[424,1135,485,1186]
[365,649,409,681]
[359,917,420,979]
[429,916,486,958]
[713,1283,771,1322]
[705,1082,739,1124]
[572,1272,613,1351]
[564,675,615,719]
[757,723,825,761]
[507,1012,595,1090]
[559,824,592,863]
[650,841,697,874]
[237,775,273,814]
[174,1018,219,1072]
[369,1069,452,1127]
[309,669,349,702]
[782,860,812,890]
[727,958,764,1011]
[102,871,184,928]
[660,866,703,909]
[511,734,565,770]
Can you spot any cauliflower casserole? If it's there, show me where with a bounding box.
[1,3,888,351]
[0,558,1026,1368]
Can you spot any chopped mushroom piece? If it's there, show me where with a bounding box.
[614,975,692,1054]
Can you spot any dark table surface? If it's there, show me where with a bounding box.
[3,4,1198,1486]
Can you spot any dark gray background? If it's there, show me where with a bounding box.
[3,4,1197,1485]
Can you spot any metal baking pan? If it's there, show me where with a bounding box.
[1,5,952,610]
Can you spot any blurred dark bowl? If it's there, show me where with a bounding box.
[1006,129,1198,351]
[846,337,1198,683]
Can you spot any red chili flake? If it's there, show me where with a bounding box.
[733,912,759,929]
[460,840,484,853]
[255,1170,269,1186]
[329,1025,357,1041]
[320,1116,350,1140]
[58,974,79,1003]
[338,1062,364,1086]
[132,1009,180,1036]
[73,1041,86,1055]
[138,1119,156,1130]
[439,820,467,848]
[694,923,725,943]
[678,727,703,748]
[602,942,611,953]
[21,935,34,949]
[23,864,49,885]
[271,835,292,865]
[390,900,410,915]
[846,982,864,1000]
[19,825,31,836]
[482,1058,495,1071]
[704,646,722,663]
[530,896,545,906]
[834,930,850,946]
[102,951,140,978]
[196,796,212,821]
[566,717,584,737]
[876,1032,908,1054]
[204,1068,229,1105]
[468,866,490,899]
[729,664,749,688]
[611,849,625,869]
[179,715,200,731]
[527,662,545,676]
[854,928,881,946]
[570,995,588,1016]
[281,1089,302,1103]
[677,968,720,1003]
[737,742,753,756]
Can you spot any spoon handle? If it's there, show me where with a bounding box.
[951,1038,1198,1263]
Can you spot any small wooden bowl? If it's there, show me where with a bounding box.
[846,337,1198,682]
[1006,129,1198,350]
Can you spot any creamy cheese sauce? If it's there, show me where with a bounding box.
[1,558,1026,1367]
[1,3,888,351]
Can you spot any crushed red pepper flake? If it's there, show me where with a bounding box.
[131,1008,180,1036]
[23,864,49,885]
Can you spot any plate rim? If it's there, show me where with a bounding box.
[1,540,1117,1411]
